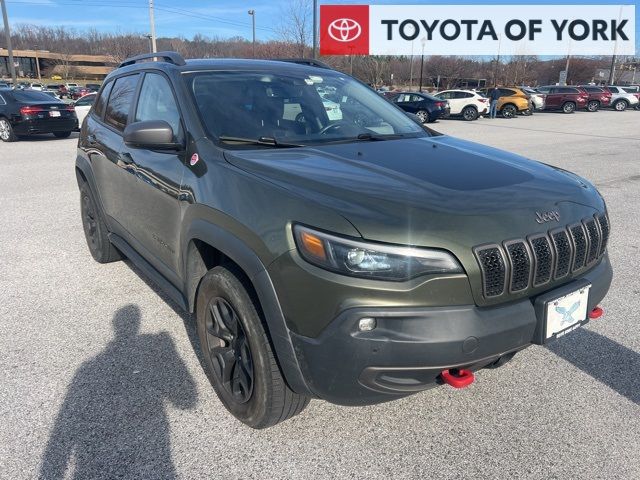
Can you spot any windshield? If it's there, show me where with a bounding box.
[186,69,425,147]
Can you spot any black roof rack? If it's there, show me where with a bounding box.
[119,51,186,68]
[275,58,333,70]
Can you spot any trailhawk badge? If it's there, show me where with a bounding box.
[535,210,560,223]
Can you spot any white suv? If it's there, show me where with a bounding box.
[433,89,488,120]
[605,86,639,111]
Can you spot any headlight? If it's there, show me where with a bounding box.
[293,225,463,281]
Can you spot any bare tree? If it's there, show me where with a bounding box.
[276,0,311,58]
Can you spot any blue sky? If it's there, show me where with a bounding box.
[4,0,639,50]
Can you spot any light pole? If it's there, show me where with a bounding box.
[418,37,426,92]
[312,0,318,59]
[34,44,41,80]
[148,0,157,54]
[1,0,17,86]
[248,10,256,58]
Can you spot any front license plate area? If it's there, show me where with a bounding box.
[544,285,591,342]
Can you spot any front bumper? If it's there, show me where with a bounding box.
[290,255,612,405]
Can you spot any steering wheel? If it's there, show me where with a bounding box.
[317,121,352,135]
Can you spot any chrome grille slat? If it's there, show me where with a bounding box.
[474,214,609,299]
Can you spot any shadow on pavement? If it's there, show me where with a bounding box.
[547,328,639,405]
[39,304,198,479]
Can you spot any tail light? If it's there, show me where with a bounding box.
[435,101,447,108]
[65,105,75,112]
[478,98,488,103]
[20,106,44,115]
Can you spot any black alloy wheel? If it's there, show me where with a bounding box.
[204,297,254,404]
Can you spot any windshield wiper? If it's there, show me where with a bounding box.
[355,133,405,141]
[218,136,304,148]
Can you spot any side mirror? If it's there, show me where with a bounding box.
[123,120,182,150]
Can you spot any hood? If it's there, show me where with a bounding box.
[224,135,604,249]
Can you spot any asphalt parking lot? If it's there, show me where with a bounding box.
[1,110,639,479]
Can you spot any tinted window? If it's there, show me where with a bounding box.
[135,73,182,141]
[583,87,601,93]
[94,81,113,119]
[607,87,619,93]
[104,74,139,131]
[454,91,473,98]
[499,88,516,96]
[436,92,452,100]
[75,94,97,107]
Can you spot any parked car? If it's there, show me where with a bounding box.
[28,83,44,91]
[390,92,450,123]
[433,89,487,120]
[603,86,639,111]
[85,83,101,92]
[77,52,612,428]
[0,89,77,141]
[51,74,63,80]
[73,92,96,128]
[71,87,92,100]
[578,86,612,111]
[520,87,546,110]
[0,82,10,90]
[478,87,532,117]
[536,86,589,113]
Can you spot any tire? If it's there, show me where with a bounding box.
[613,99,628,111]
[0,117,18,142]
[501,104,517,118]
[461,106,478,121]
[196,266,310,428]
[53,131,72,138]
[562,102,576,114]
[79,179,122,263]
[587,100,600,112]
[415,110,428,123]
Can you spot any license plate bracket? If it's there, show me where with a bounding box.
[532,278,592,345]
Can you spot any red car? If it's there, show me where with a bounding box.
[537,86,589,113]
[71,87,91,100]
[579,86,613,112]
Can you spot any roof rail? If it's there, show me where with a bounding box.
[119,51,186,68]
[276,58,333,70]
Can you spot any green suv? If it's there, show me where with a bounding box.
[76,52,612,428]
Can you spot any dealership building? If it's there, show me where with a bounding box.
[0,48,115,80]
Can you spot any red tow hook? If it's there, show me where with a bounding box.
[441,369,475,389]
[588,306,604,319]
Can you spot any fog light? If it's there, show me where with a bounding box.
[358,317,377,331]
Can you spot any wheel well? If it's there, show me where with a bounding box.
[75,166,88,187]
[185,239,260,314]
[463,104,478,111]
[500,103,516,110]
[615,98,629,105]
[563,101,576,106]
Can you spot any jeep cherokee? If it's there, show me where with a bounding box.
[76,52,612,428]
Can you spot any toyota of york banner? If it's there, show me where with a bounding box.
[319,4,636,56]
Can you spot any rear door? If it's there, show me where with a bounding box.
[546,87,561,108]
[87,73,141,240]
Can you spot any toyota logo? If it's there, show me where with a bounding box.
[328,18,362,42]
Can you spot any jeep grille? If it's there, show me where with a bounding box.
[474,213,609,298]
